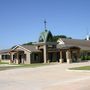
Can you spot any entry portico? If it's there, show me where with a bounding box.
[59,46,81,63]
[9,45,42,64]
[34,42,58,63]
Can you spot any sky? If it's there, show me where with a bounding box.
[0,0,90,49]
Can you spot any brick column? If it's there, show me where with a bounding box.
[59,51,63,63]
[9,52,14,64]
[16,52,19,64]
[24,52,31,64]
[66,50,72,63]
[77,50,81,62]
[43,45,48,63]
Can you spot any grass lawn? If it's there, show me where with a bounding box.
[0,63,50,71]
[70,66,90,70]
[0,62,9,64]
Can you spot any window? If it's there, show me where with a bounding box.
[2,55,10,60]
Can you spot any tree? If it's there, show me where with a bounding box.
[53,35,72,42]
[23,42,33,45]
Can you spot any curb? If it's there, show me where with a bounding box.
[66,69,90,72]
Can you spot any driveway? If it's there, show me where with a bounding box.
[0,61,90,90]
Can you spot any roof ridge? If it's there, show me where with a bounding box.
[61,38,90,41]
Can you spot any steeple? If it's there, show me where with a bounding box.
[38,20,53,42]
[44,20,47,31]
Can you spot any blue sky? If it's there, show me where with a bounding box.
[0,0,90,49]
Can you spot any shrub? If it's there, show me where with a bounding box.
[81,55,90,60]
[81,56,84,60]
[85,56,88,60]
[87,56,90,60]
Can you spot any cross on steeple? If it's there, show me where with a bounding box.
[44,20,47,30]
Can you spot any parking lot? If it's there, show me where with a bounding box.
[0,62,90,90]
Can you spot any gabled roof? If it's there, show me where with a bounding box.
[11,45,41,52]
[57,38,90,50]
[61,38,90,47]
[12,45,40,52]
[0,49,11,54]
[0,45,41,54]
[39,30,53,42]
[21,45,41,52]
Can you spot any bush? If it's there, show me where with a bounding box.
[81,56,84,60]
[85,56,88,60]
[81,55,90,60]
[87,56,90,60]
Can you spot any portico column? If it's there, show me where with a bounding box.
[26,53,31,64]
[16,52,19,64]
[66,50,72,63]
[77,50,81,62]
[43,45,48,63]
[59,51,63,63]
[9,52,14,64]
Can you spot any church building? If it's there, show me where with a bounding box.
[0,22,90,64]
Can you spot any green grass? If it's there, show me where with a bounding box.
[0,63,50,71]
[0,62,9,64]
[70,66,90,70]
[0,66,17,71]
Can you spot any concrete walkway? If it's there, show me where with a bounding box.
[0,61,90,90]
